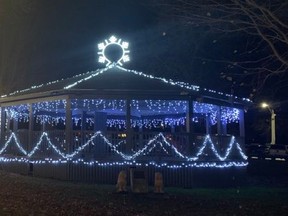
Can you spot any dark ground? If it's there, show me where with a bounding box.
[0,171,287,216]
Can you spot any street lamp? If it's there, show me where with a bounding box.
[261,102,276,145]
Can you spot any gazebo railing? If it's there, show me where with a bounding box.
[0,129,245,161]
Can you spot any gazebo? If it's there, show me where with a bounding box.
[0,36,250,187]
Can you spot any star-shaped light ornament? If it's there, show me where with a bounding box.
[98,35,130,66]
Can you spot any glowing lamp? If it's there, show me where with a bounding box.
[261,102,269,108]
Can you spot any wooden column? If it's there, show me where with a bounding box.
[171,125,175,133]
[81,110,86,145]
[206,114,211,134]
[94,111,107,156]
[42,117,46,132]
[222,121,227,135]
[126,99,132,152]
[94,112,107,132]
[186,98,193,154]
[7,117,11,132]
[186,98,193,133]
[0,107,6,144]
[217,106,222,135]
[139,118,143,149]
[13,117,18,133]
[217,106,227,135]
[65,98,72,154]
[239,109,245,137]
[28,104,34,152]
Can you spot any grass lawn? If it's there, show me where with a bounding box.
[0,171,287,215]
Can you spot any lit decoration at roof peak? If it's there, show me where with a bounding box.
[98,35,130,66]
[0,35,252,103]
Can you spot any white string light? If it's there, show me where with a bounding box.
[1,63,252,103]
[27,132,67,158]
[0,156,248,169]
[0,131,247,164]
[116,65,200,91]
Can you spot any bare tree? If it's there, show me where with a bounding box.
[155,0,288,98]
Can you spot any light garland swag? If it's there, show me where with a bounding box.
[0,131,247,168]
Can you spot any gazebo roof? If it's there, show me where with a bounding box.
[0,64,251,106]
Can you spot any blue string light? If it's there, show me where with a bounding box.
[4,100,240,127]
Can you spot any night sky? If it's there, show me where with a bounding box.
[1,0,288,143]
[1,0,251,95]
[0,1,157,90]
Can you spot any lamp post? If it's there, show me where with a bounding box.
[261,102,276,145]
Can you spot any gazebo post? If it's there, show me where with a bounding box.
[94,111,107,156]
[65,98,72,154]
[171,124,175,133]
[81,110,86,146]
[0,107,5,144]
[126,99,132,152]
[186,97,193,153]
[217,106,227,135]
[13,116,18,133]
[206,114,211,134]
[42,116,46,132]
[28,103,34,152]
[239,109,245,138]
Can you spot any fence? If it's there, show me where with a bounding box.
[0,129,246,187]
